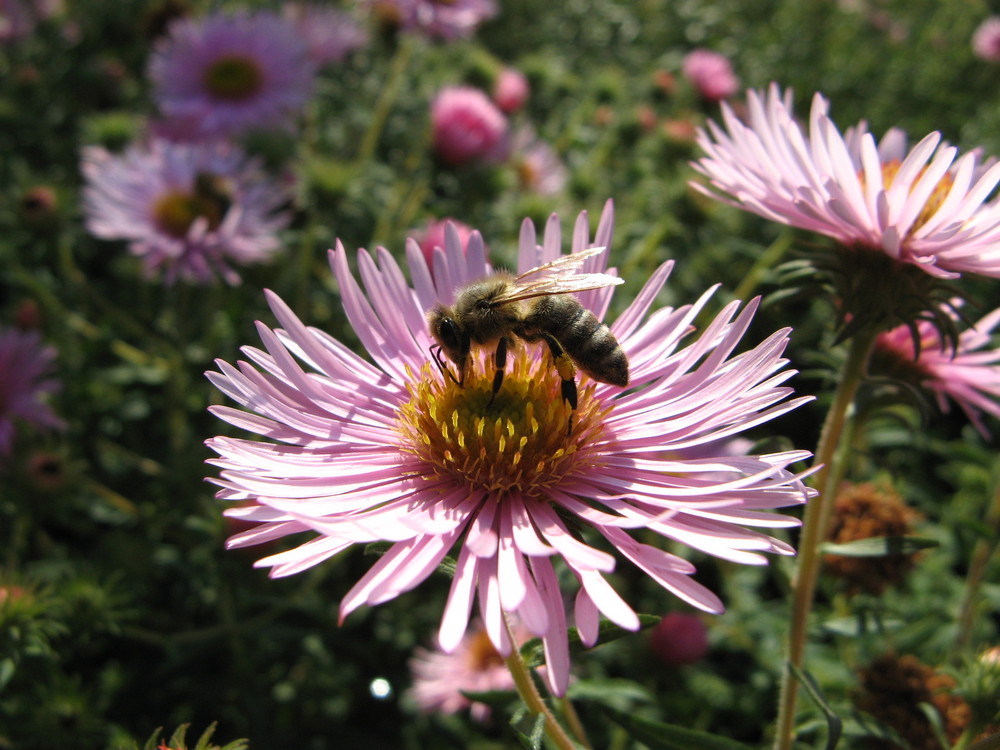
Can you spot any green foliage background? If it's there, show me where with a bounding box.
[2,0,1000,748]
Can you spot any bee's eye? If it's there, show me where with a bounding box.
[475,300,490,312]
[437,317,461,350]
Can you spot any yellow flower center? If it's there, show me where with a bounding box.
[466,628,505,671]
[202,55,264,101]
[878,159,955,232]
[152,184,226,239]
[396,348,608,497]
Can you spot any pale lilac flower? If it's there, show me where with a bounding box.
[0,328,63,458]
[682,49,739,101]
[493,67,529,114]
[431,86,508,167]
[872,305,1000,437]
[692,84,1000,279]
[149,11,314,139]
[82,138,291,284]
[283,3,367,67]
[371,0,497,40]
[509,128,568,195]
[408,620,522,721]
[972,17,1000,61]
[205,202,813,696]
[0,0,33,43]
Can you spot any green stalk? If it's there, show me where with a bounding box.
[772,328,877,750]
[357,36,414,164]
[502,613,579,750]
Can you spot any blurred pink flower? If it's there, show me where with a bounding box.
[493,67,529,113]
[283,3,367,66]
[370,0,497,40]
[0,0,33,43]
[682,49,739,101]
[149,10,315,138]
[408,621,522,721]
[972,17,1000,61]
[206,202,813,696]
[872,305,1000,437]
[649,612,709,666]
[431,86,508,167]
[510,128,567,195]
[692,84,1000,279]
[0,328,63,458]
[82,138,291,284]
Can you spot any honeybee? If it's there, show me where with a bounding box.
[428,247,629,419]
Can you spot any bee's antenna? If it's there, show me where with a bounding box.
[430,345,460,385]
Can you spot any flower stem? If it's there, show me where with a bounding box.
[502,613,579,750]
[772,328,877,750]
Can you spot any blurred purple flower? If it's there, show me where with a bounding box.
[431,86,508,167]
[692,84,1000,279]
[0,328,63,458]
[972,17,1000,61]
[370,0,497,40]
[682,49,739,101]
[82,138,291,284]
[205,203,813,696]
[873,305,1000,437]
[0,0,33,43]
[149,10,314,138]
[283,3,367,67]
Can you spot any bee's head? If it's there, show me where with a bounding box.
[428,305,466,363]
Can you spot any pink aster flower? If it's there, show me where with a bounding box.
[872,304,1000,437]
[205,202,813,696]
[82,138,291,284]
[649,612,709,666]
[370,0,497,40]
[431,86,508,167]
[149,11,314,139]
[682,49,739,102]
[0,328,63,458]
[692,84,1000,280]
[283,4,367,67]
[972,17,1000,61]
[408,620,523,721]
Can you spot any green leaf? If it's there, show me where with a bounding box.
[788,663,842,750]
[510,711,546,750]
[820,536,938,557]
[566,677,653,705]
[597,704,755,750]
[819,614,904,637]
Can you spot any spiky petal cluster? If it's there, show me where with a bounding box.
[149,10,315,138]
[0,328,63,458]
[205,202,813,695]
[370,0,497,40]
[872,305,1000,437]
[692,84,1000,279]
[82,138,290,284]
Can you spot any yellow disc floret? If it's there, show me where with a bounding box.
[396,348,609,497]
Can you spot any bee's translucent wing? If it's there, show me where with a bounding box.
[513,246,607,284]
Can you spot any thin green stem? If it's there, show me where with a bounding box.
[954,456,1000,655]
[731,231,793,304]
[772,328,877,750]
[356,36,414,164]
[502,613,578,750]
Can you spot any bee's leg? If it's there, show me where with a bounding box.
[540,335,577,434]
[487,336,511,407]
